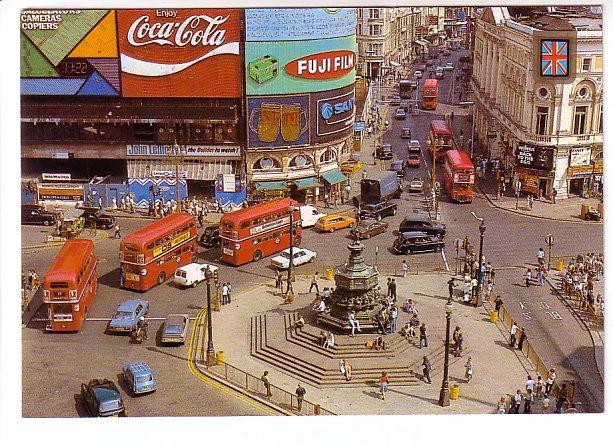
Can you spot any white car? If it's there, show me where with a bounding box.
[299,205,327,228]
[414,70,423,78]
[271,248,317,269]
[173,263,219,288]
[408,177,424,193]
[408,140,421,153]
[444,63,454,71]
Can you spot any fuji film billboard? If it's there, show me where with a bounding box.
[116,9,242,97]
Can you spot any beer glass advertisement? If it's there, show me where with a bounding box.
[310,85,355,144]
[20,9,121,96]
[247,95,310,148]
[245,36,357,95]
[116,9,241,98]
[245,8,356,41]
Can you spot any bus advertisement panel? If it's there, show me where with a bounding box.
[421,78,438,110]
[428,119,455,161]
[120,213,198,291]
[442,150,475,203]
[43,239,98,332]
[220,198,302,266]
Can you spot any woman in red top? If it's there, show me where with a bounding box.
[379,372,390,400]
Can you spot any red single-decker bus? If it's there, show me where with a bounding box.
[43,238,97,332]
[220,198,302,266]
[429,119,456,161]
[443,149,475,203]
[421,78,439,110]
[120,213,198,291]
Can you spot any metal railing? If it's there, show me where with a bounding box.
[210,361,336,416]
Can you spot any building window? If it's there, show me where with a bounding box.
[535,107,549,135]
[369,24,382,36]
[370,8,380,19]
[582,58,592,72]
[573,106,588,134]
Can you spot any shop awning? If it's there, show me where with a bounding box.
[320,170,348,185]
[253,181,288,191]
[293,177,322,190]
[414,39,430,47]
[390,61,401,67]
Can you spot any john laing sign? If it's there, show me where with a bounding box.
[515,145,553,171]
[127,144,240,158]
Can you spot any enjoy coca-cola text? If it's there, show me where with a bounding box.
[127,14,230,47]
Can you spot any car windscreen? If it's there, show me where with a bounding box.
[136,375,153,383]
[165,324,182,334]
[114,311,133,319]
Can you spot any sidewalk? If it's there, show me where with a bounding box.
[476,174,602,223]
[207,273,538,415]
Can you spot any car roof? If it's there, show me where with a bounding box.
[402,214,430,223]
[123,362,152,376]
[117,299,147,311]
[165,314,189,324]
[400,231,432,238]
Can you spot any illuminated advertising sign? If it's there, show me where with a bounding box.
[116,9,241,97]
[126,144,241,158]
[246,36,357,95]
[515,145,554,171]
[245,8,356,41]
[310,85,355,144]
[247,95,310,148]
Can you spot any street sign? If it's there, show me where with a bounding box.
[454,238,460,249]
[545,234,554,246]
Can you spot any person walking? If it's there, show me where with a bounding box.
[555,383,568,413]
[261,371,272,398]
[512,390,522,414]
[551,188,557,204]
[509,322,518,347]
[517,327,527,351]
[422,356,432,384]
[98,196,103,210]
[524,389,534,413]
[497,396,507,414]
[386,278,392,298]
[494,295,503,314]
[402,260,409,278]
[537,247,545,266]
[114,224,121,239]
[525,375,535,394]
[226,282,232,304]
[221,283,229,305]
[536,268,544,286]
[379,372,390,400]
[448,277,456,301]
[390,306,398,333]
[535,375,544,399]
[464,357,473,382]
[348,310,361,337]
[419,323,428,348]
[295,383,306,411]
[389,279,397,302]
[525,268,532,287]
[545,368,556,396]
[275,270,283,292]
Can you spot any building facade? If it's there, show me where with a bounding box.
[471,6,603,199]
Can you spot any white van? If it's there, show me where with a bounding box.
[300,205,327,228]
[173,263,219,288]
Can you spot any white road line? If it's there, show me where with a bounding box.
[441,249,450,271]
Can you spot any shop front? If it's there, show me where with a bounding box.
[514,144,554,197]
[566,165,594,197]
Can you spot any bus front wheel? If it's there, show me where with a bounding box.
[253,250,262,262]
[157,272,166,284]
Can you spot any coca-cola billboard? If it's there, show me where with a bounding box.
[117,9,241,97]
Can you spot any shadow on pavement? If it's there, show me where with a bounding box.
[146,346,189,363]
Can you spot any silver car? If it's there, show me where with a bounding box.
[409,177,424,193]
[161,314,190,344]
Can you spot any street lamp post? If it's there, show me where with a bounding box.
[438,297,454,407]
[166,140,185,213]
[546,234,554,270]
[285,205,295,301]
[470,212,486,306]
[204,267,217,367]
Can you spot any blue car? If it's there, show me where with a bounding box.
[81,379,126,417]
[122,362,157,395]
[108,299,149,333]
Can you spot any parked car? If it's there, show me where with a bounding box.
[406,154,421,168]
[408,177,424,193]
[122,362,157,395]
[401,127,412,138]
[408,140,421,153]
[350,218,389,239]
[299,205,327,228]
[315,214,356,233]
[393,231,445,254]
[173,263,219,288]
[271,247,317,269]
[375,143,393,160]
[444,62,454,71]
[399,213,447,237]
[108,299,149,333]
[199,224,220,248]
[359,201,398,221]
[81,208,116,229]
[340,159,365,175]
[435,68,444,79]
[395,107,407,119]
[80,379,125,417]
[21,204,57,226]
[161,314,190,344]
[390,95,402,106]
[389,160,406,179]
[414,70,423,78]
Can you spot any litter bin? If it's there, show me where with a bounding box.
[325,267,334,281]
[450,384,460,400]
[489,310,498,323]
[216,350,225,365]
[556,259,564,271]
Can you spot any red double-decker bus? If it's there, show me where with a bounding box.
[120,213,198,291]
[428,119,456,161]
[220,198,302,266]
[421,78,439,110]
[442,149,475,203]
[43,239,97,332]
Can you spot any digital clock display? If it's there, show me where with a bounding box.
[57,59,93,77]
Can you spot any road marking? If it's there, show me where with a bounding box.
[440,249,450,271]
[546,311,563,320]
[519,301,528,310]
[522,312,533,320]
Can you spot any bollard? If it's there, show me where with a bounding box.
[489,310,498,323]
[325,267,334,281]
[555,259,564,271]
[314,404,321,415]
[215,350,225,365]
[450,384,460,400]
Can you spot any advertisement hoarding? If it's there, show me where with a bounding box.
[126,144,241,158]
[515,145,554,171]
[310,85,355,144]
[116,9,242,97]
[246,36,357,95]
[570,147,591,167]
[245,8,356,41]
[247,95,310,148]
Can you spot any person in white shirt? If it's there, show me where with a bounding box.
[509,322,518,347]
[402,260,409,278]
[348,311,361,336]
[221,283,229,305]
[525,375,535,393]
[545,368,556,395]
[313,299,327,314]
[323,332,335,349]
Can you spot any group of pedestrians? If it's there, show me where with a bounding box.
[498,368,573,413]
[561,252,604,315]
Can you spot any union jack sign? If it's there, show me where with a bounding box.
[541,40,569,77]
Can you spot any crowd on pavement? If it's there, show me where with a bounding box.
[560,252,604,316]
